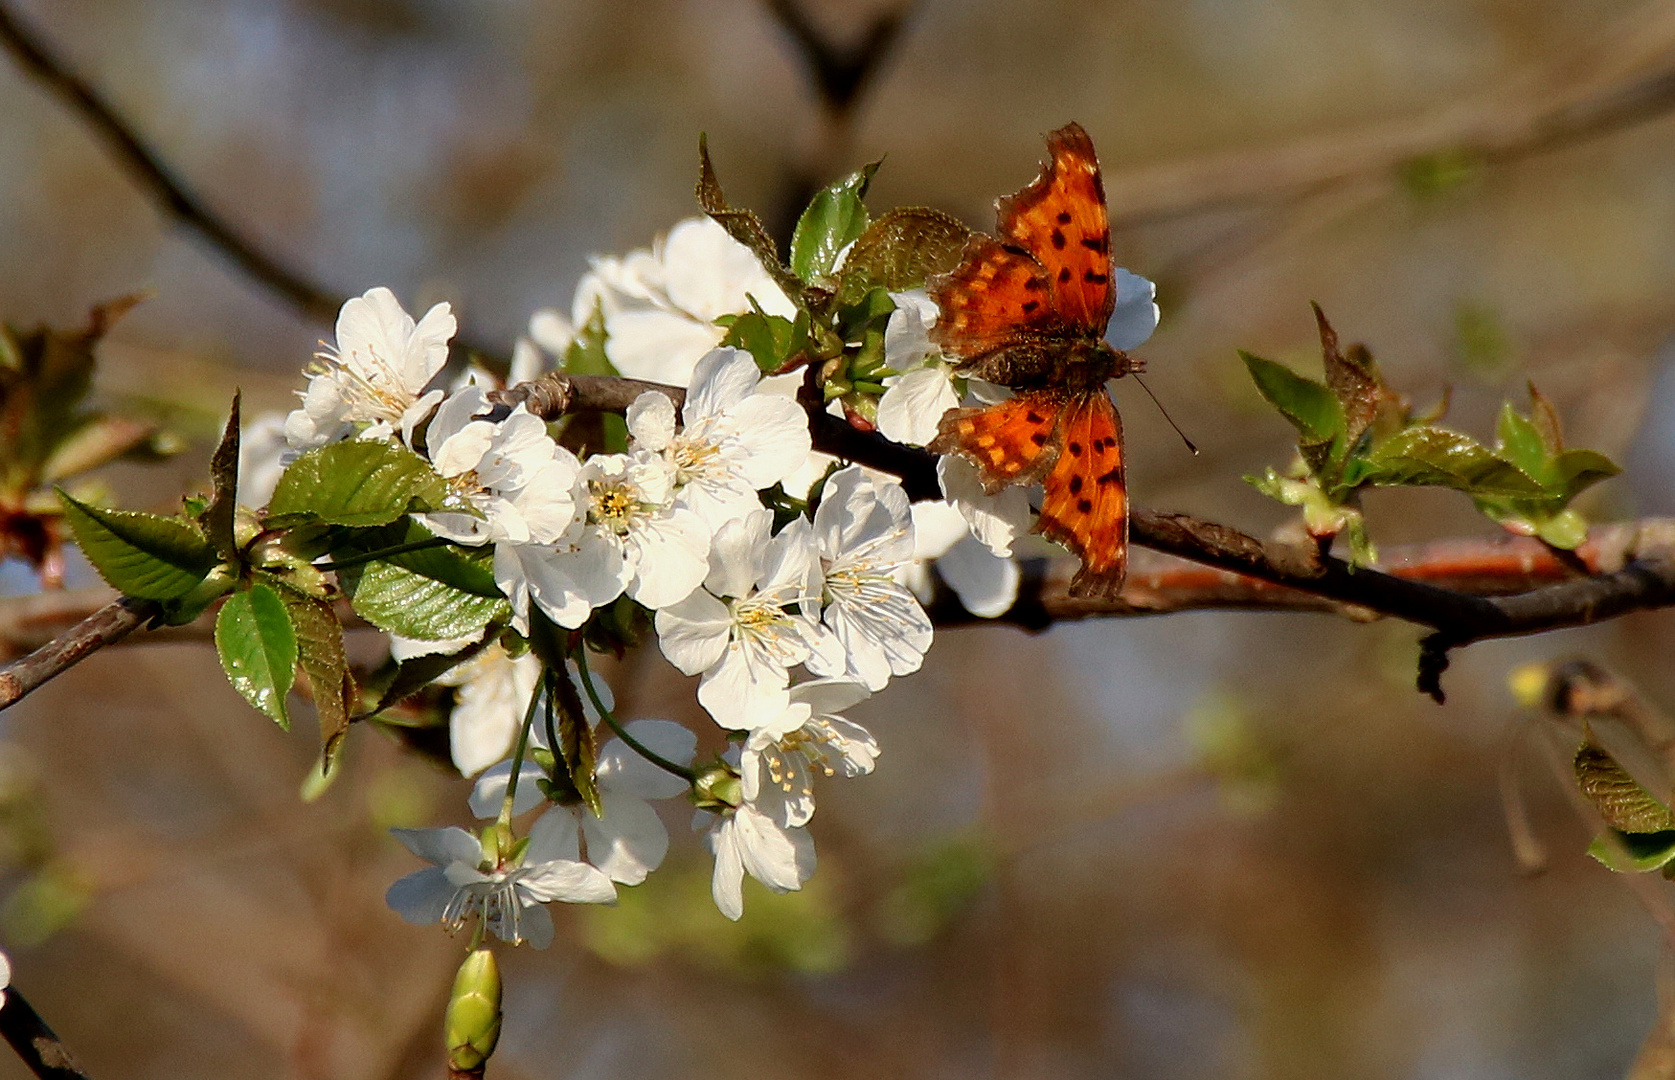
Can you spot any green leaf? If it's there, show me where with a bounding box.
[718,301,812,374]
[1356,426,1547,496]
[1495,402,1549,482]
[200,393,242,560]
[57,491,216,600]
[1551,448,1620,500]
[278,586,353,766]
[362,632,497,720]
[1574,740,1675,832]
[267,440,451,528]
[546,666,602,818]
[1588,829,1675,873]
[790,162,878,285]
[1241,351,1342,444]
[695,134,804,304]
[215,582,297,728]
[1312,305,1397,446]
[836,207,972,305]
[341,557,508,641]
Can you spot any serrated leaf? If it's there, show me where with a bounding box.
[1575,741,1675,832]
[336,519,502,596]
[696,134,803,304]
[1527,381,1564,452]
[341,557,508,641]
[200,393,241,560]
[278,586,353,766]
[1588,829,1675,873]
[267,440,451,527]
[1312,305,1390,444]
[361,632,496,720]
[57,491,216,599]
[546,666,602,817]
[215,582,296,728]
[836,207,972,305]
[1358,426,1547,496]
[1241,351,1342,444]
[790,162,878,285]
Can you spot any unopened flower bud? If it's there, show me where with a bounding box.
[690,761,742,811]
[445,948,502,1074]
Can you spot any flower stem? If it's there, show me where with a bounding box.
[315,535,453,572]
[498,680,544,828]
[572,648,695,783]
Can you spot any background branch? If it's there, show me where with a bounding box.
[0,989,93,1079]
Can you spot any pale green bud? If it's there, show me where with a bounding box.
[445,948,503,1074]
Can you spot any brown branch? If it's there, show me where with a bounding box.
[0,988,93,1079]
[762,0,911,119]
[0,3,502,362]
[0,596,155,712]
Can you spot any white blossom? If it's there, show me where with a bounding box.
[474,720,696,886]
[742,679,876,828]
[806,466,932,690]
[547,217,796,386]
[385,823,615,948]
[655,510,839,730]
[626,348,811,530]
[285,287,455,450]
[903,498,1021,619]
[420,382,584,552]
[390,636,541,778]
[701,789,815,922]
[876,290,959,447]
[237,411,290,507]
[501,451,709,629]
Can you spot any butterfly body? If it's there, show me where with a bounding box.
[925,122,1139,599]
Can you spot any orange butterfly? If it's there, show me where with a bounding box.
[926,122,1141,599]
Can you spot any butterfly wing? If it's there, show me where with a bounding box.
[928,392,1063,494]
[928,236,1060,363]
[996,122,1115,335]
[1036,390,1127,597]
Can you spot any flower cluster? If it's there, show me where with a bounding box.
[273,259,932,936]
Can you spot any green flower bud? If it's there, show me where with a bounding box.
[445,948,503,1074]
[690,761,742,811]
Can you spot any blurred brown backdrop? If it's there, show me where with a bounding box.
[6,0,1675,1077]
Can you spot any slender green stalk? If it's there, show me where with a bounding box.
[573,648,695,783]
[315,535,453,572]
[498,680,544,828]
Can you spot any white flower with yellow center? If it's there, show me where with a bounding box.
[500,451,710,629]
[385,822,616,949]
[805,466,933,691]
[655,509,840,730]
[700,769,814,922]
[419,382,583,549]
[285,287,455,450]
[626,348,812,531]
[742,678,876,828]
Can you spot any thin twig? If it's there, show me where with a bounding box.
[0,596,155,711]
[0,3,502,361]
[0,989,92,1080]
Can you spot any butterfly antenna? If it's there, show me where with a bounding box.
[1131,374,1198,455]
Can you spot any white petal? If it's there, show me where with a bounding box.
[626,510,710,610]
[529,309,574,356]
[708,816,747,920]
[626,391,677,452]
[733,805,814,893]
[937,456,1033,558]
[725,393,814,488]
[882,289,937,369]
[385,867,457,926]
[788,677,871,717]
[685,348,760,418]
[468,760,548,818]
[597,720,697,799]
[391,826,482,869]
[876,366,959,447]
[654,590,733,675]
[581,789,670,885]
[703,511,770,599]
[937,535,1021,618]
[517,902,556,949]
[604,309,721,385]
[1106,269,1160,352]
[526,805,583,864]
[698,643,791,730]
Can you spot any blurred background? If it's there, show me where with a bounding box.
[4,0,1675,1076]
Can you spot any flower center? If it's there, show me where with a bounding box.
[308,348,413,423]
[589,480,644,535]
[671,437,722,483]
